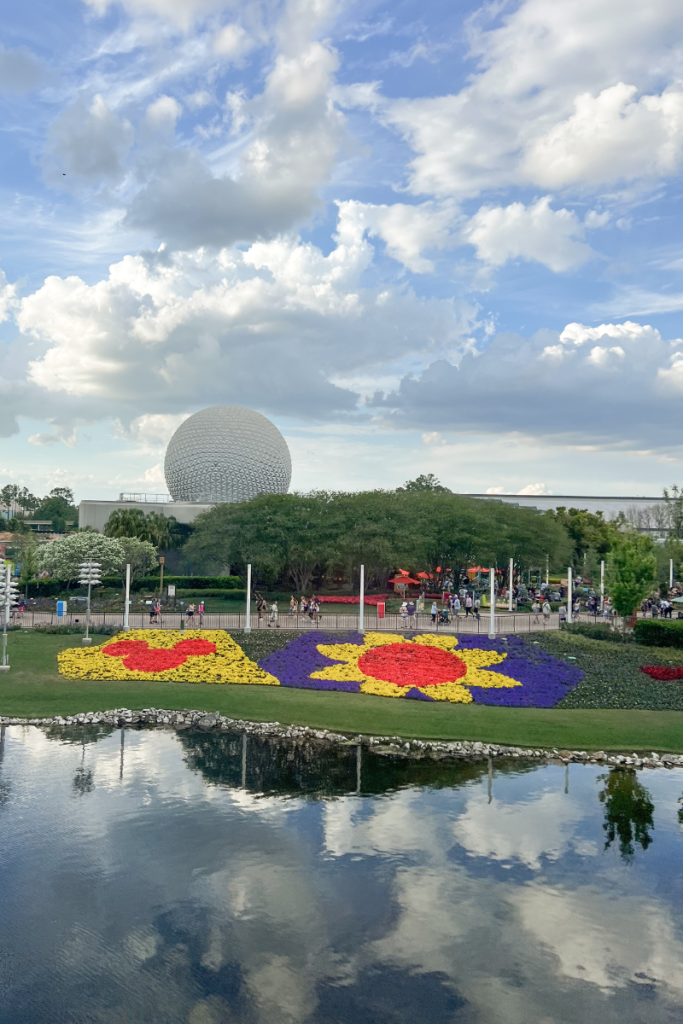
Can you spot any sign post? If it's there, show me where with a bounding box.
[508,558,513,613]
[567,567,573,624]
[488,567,496,639]
[244,563,252,633]
[124,563,131,631]
[359,564,365,635]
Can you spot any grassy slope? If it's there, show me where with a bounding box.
[2,632,683,751]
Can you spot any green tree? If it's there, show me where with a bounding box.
[31,488,78,533]
[0,484,20,517]
[38,531,125,585]
[18,538,40,593]
[116,536,158,580]
[598,768,654,861]
[104,508,148,540]
[607,531,657,617]
[143,511,181,549]
[547,507,615,566]
[396,473,451,493]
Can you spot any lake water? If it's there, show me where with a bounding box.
[1,725,683,1024]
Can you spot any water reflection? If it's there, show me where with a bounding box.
[0,726,682,1024]
[598,769,655,860]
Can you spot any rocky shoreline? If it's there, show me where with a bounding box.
[2,708,683,769]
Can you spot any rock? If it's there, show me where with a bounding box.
[198,713,219,730]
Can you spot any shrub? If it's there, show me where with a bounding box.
[562,622,632,643]
[33,624,122,636]
[633,620,683,648]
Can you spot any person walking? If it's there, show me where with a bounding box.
[465,594,473,618]
[290,596,297,616]
[542,599,551,626]
[269,600,279,627]
[257,593,267,623]
[559,604,567,624]
[407,600,415,625]
[431,601,438,625]
[400,600,409,627]
[198,600,204,626]
[531,599,541,624]
[452,595,461,619]
[187,602,195,623]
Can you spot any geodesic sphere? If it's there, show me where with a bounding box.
[164,405,292,503]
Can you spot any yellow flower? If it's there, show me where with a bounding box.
[57,630,279,686]
[312,632,520,703]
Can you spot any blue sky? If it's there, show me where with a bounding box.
[1,0,683,501]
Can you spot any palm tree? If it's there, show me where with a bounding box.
[143,512,180,549]
[104,508,148,539]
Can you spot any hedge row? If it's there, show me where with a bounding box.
[25,575,242,597]
[633,619,683,648]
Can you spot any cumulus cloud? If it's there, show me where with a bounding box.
[145,95,182,132]
[366,0,683,198]
[0,45,46,93]
[12,219,474,425]
[525,83,683,188]
[126,40,346,247]
[48,94,134,180]
[338,200,455,273]
[28,433,62,446]
[463,197,594,271]
[372,320,683,445]
[213,23,253,59]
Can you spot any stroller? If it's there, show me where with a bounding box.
[438,609,450,625]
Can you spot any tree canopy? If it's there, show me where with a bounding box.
[607,531,658,616]
[38,532,126,584]
[185,490,572,592]
[104,508,181,548]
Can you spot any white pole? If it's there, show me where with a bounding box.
[670,558,674,590]
[600,560,605,611]
[359,564,365,634]
[508,558,513,612]
[545,554,549,587]
[488,567,496,638]
[567,567,573,624]
[244,563,252,633]
[1,564,9,669]
[124,563,131,631]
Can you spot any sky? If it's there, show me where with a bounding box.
[1,0,683,502]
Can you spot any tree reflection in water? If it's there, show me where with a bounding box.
[72,740,95,796]
[598,768,654,860]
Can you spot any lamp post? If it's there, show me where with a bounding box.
[123,563,131,631]
[0,565,19,671]
[508,558,514,613]
[567,566,573,625]
[359,564,365,635]
[670,558,674,591]
[158,556,165,597]
[79,561,101,645]
[244,563,252,633]
[488,567,496,639]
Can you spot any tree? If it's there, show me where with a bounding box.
[607,531,657,617]
[116,537,158,580]
[663,485,683,540]
[396,474,451,493]
[104,508,148,540]
[143,511,181,549]
[18,538,40,593]
[38,532,125,585]
[31,488,78,534]
[547,507,615,565]
[598,769,654,861]
[0,484,20,517]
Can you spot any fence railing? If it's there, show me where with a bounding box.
[4,609,599,634]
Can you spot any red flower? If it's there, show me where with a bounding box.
[641,665,683,681]
[357,643,467,687]
[103,637,216,672]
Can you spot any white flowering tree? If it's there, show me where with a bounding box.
[39,531,126,586]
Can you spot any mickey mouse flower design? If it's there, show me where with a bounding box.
[311,632,521,702]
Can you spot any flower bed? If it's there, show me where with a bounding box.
[57,630,279,685]
[57,629,583,706]
[257,632,583,706]
[641,665,683,681]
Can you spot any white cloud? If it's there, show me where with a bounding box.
[145,94,182,132]
[126,40,346,247]
[12,219,474,424]
[517,482,549,495]
[213,23,252,59]
[463,197,594,272]
[525,83,683,188]
[336,200,455,273]
[28,433,62,446]
[47,94,134,180]
[374,320,683,444]
[365,0,683,198]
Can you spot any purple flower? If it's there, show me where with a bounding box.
[258,631,364,692]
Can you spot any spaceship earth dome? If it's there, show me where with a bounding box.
[164,405,292,504]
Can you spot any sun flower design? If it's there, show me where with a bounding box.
[311,632,522,703]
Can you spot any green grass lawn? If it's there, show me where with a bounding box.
[2,631,683,752]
